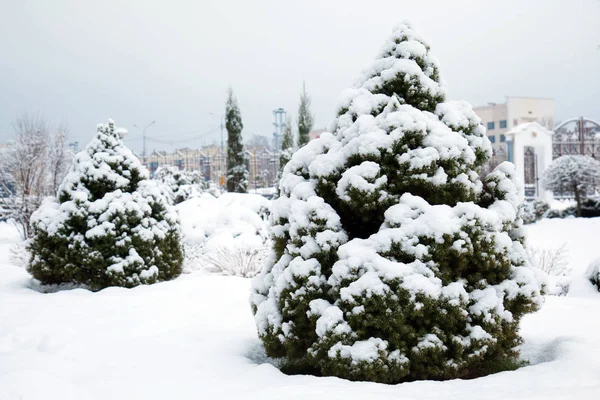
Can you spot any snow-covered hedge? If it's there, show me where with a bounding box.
[546,198,600,219]
[521,200,550,225]
[27,120,183,290]
[251,23,543,383]
[177,193,270,276]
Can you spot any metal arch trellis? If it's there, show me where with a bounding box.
[553,117,600,160]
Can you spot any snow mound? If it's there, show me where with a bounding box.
[177,192,271,276]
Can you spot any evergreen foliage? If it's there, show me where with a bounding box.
[297,82,314,147]
[251,23,543,383]
[225,88,249,193]
[279,117,294,176]
[542,155,600,217]
[153,165,205,204]
[27,120,183,290]
[587,258,600,291]
[546,197,600,219]
[521,200,550,224]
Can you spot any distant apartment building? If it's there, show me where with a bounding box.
[142,145,280,189]
[474,97,555,147]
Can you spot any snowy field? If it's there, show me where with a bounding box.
[1,215,599,399]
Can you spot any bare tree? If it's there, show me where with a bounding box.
[0,113,71,239]
[246,134,271,150]
[48,121,72,194]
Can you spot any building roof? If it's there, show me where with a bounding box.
[505,122,553,137]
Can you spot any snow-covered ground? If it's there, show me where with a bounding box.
[1,217,599,400]
[176,193,271,274]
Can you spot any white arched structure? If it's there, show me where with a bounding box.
[504,122,554,201]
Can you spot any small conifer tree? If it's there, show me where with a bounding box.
[225,88,248,193]
[251,23,543,383]
[28,120,183,290]
[153,165,205,204]
[297,82,314,147]
[279,116,294,175]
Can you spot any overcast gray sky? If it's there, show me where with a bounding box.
[0,0,598,153]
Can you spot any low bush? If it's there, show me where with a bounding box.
[522,200,550,224]
[587,258,600,291]
[546,198,600,219]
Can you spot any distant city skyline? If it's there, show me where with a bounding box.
[1,0,598,154]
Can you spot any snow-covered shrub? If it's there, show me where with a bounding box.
[527,243,570,277]
[182,242,206,274]
[27,120,183,290]
[251,23,543,383]
[9,241,29,268]
[176,193,271,274]
[528,243,570,296]
[521,200,550,224]
[204,243,269,278]
[153,165,215,204]
[545,208,572,219]
[587,258,600,291]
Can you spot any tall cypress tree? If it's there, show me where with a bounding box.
[297,82,314,147]
[225,88,248,193]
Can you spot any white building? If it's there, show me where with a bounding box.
[474,97,554,147]
[475,97,556,201]
[504,122,554,201]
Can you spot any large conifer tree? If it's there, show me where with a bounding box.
[225,88,248,193]
[251,23,542,383]
[28,120,183,290]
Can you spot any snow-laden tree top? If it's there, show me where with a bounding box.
[58,120,148,203]
[356,23,445,111]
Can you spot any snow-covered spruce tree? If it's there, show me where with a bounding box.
[251,23,543,383]
[225,88,249,193]
[297,82,314,147]
[542,155,600,217]
[153,165,205,204]
[27,120,183,290]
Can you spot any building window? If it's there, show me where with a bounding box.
[488,135,496,143]
[499,120,507,129]
[500,135,506,142]
[487,121,495,130]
